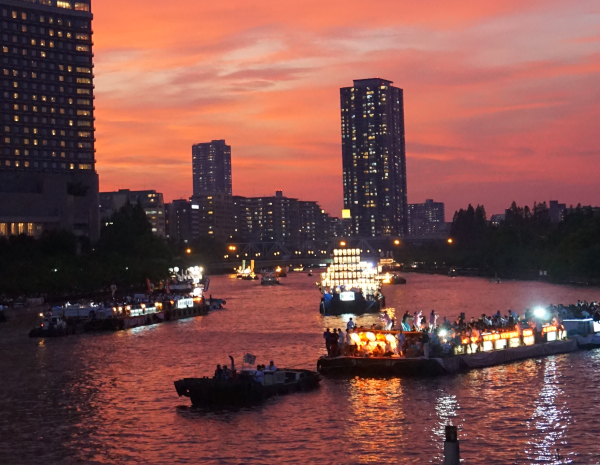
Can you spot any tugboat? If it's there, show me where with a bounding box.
[174,361,320,407]
[318,248,385,315]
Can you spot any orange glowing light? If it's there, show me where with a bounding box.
[340,241,346,247]
[447,238,453,244]
[522,329,533,337]
[394,239,400,245]
[542,325,557,334]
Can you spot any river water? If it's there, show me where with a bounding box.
[2,273,600,464]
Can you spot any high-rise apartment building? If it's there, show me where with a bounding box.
[407,199,446,237]
[0,0,98,239]
[232,191,333,243]
[192,139,232,196]
[190,192,235,241]
[340,78,408,237]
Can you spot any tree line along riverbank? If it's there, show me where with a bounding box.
[395,202,600,286]
[0,203,225,302]
[2,201,600,301]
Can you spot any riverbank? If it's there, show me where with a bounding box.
[403,265,600,287]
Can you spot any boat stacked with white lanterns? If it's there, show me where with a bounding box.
[318,248,385,315]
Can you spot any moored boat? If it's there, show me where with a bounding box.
[174,368,320,407]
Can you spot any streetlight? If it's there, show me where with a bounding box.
[447,238,453,244]
[228,245,236,251]
[394,239,400,245]
[186,248,192,254]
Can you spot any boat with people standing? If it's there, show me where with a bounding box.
[317,302,600,377]
[174,355,321,407]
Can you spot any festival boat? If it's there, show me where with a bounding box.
[317,325,578,377]
[318,248,385,315]
[274,266,287,278]
[174,367,321,407]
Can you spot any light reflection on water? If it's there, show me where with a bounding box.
[2,273,600,464]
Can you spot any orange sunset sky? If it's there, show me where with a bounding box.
[92,0,600,220]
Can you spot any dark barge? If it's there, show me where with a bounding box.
[174,369,321,407]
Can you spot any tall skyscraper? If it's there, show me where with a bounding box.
[0,0,98,239]
[340,78,408,237]
[192,139,232,196]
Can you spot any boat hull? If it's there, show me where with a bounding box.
[320,296,384,316]
[317,339,580,377]
[174,370,320,407]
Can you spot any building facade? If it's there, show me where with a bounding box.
[192,139,232,197]
[0,0,98,239]
[407,199,445,236]
[99,189,166,237]
[549,200,566,224]
[165,199,193,243]
[231,191,333,243]
[190,193,235,242]
[340,78,408,237]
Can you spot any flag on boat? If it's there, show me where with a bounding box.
[244,353,256,365]
[146,278,154,294]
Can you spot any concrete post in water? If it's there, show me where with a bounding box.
[443,425,460,465]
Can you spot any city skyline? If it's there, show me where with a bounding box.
[90,1,600,219]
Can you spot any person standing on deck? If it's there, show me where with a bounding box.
[338,328,345,355]
[330,329,339,357]
[323,328,332,356]
[347,318,356,330]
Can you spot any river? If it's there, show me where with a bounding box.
[2,273,600,464]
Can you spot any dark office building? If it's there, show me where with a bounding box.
[549,200,566,224]
[407,199,446,237]
[192,139,232,196]
[166,199,193,243]
[340,78,408,237]
[0,0,98,239]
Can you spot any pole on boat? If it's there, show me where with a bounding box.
[443,425,460,465]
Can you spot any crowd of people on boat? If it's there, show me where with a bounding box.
[213,361,278,383]
[322,302,589,359]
